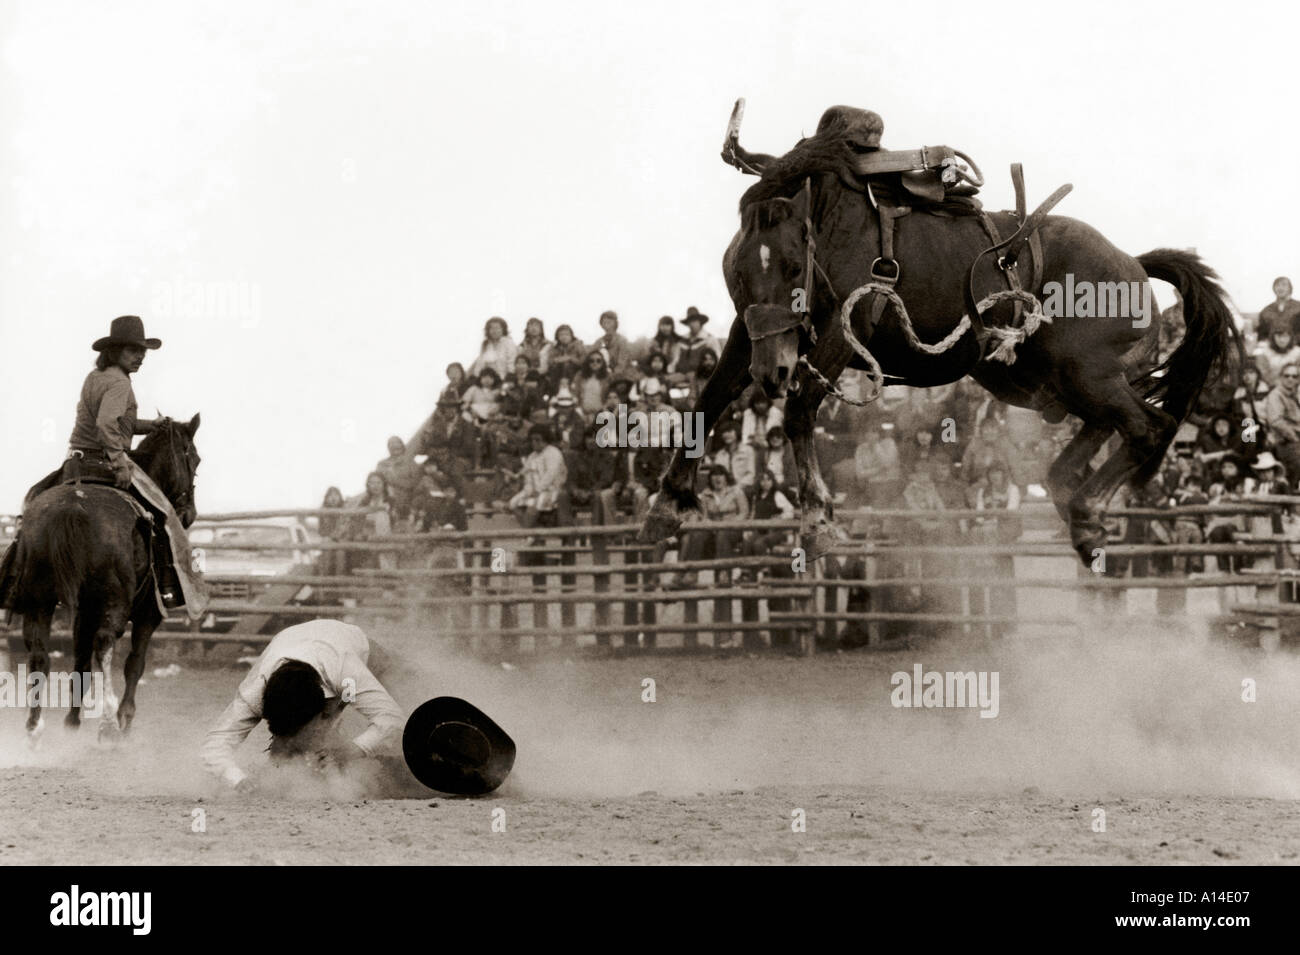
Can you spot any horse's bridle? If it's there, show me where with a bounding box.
[157,421,199,516]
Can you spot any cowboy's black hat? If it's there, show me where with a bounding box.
[93,315,161,352]
[680,306,709,327]
[402,697,515,795]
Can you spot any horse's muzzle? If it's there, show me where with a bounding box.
[744,304,804,400]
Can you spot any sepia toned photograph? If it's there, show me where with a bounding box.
[0,0,1294,912]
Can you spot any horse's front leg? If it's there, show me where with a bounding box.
[22,607,54,743]
[640,323,752,542]
[785,337,855,562]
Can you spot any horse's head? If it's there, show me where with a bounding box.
[735,182,817,399]
[136,413,202,527]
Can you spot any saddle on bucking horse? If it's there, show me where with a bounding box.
[723,100,1073,386]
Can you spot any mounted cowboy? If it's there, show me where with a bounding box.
[0,315,207,616]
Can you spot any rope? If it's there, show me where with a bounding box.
[809,285,1050,407]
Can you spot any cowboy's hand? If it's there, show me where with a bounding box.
[112,460,134,489]
[151,416,172,431]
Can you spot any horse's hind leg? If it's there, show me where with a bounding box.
[1045,423,1109,524]
[22,607,54,741]
[65,604,97,730]
[118,616,159,733]
[1060,376,1177,565]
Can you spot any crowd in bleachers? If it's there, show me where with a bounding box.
[317,275,1300,576]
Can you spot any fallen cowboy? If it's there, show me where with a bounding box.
[200,618,514,797]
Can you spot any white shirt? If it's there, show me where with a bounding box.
[200,620,404,787]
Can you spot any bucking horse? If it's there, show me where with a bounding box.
[641,101,1241,563]
[7,416,201,740]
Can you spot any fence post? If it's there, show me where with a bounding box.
[593,532,611,647]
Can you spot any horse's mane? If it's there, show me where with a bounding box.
[739,134,867,211]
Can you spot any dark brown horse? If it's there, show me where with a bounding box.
[642,107,1240,564]
[12,416,201,739]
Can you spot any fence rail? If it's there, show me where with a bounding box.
[6,497,1298,655]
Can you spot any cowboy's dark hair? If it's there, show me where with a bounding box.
[262,660,327,738]
[95,344,125,371]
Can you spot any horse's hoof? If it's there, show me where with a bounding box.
[26,717,45,748]
[802,521,846,563]
[64,712,81,731]
[97,720,121,744]
[639,507,682,544]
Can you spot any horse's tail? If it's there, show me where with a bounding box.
[1133,248,1244,482]
[45,505,91,613]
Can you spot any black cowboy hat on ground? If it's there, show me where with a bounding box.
[93,315,161,352]
[402,697,516,795]
[680,306,709,327]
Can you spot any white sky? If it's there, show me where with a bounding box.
[1,0,1293,510]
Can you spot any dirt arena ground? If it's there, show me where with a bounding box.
[2,619,1299,865]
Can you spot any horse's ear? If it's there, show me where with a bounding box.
[790,180,812,221]
[186,413,201,437]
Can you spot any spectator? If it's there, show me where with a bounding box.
[442,362,470,400]
[705,424,755,492]
[462,367,503,423]
[346,471,396,571]
[1256,276,1300,341]
[572,350,610,416]
[673,307,720,376]
[1195,413,1247,466]
[592,310,631,377]
[1263,363,1300,479]
[900,461,951,540]
[629,442,671,523]
[743,468,795,563]
[741,392,783,448]
[1206,455,1249,572]
[961,416,1015,483]
[853,423,903,505]
[564,426,627,524]
[649,315,686,371]
[374,436,422,523]
[469,317,518,379]
[411,462,468,532]
[639,378,682,448]
[1247,451,1288,495]
[508,424,568,527]
[758,426,797,496]
[681,347,718,411]
[635,352,671,401]
[1254,327,1300,388]
[1232,364,1269,423]
[318,486,348,577]
[500,355,544,420]
[518,317,552,376]
[670,465,749,589]
[548,324,586,391]
[409,395,475,489]
[900,425,938,476]
[549,384,587,448]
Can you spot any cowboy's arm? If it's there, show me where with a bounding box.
[200,695,262,788]
[95,378,135,467]
[339,654,405,755]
